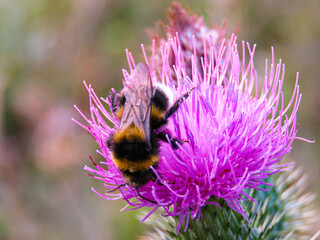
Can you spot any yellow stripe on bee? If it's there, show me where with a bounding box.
[112,155,159,172]
[151,106,164,120]
[113,125,145,143]
[115,106,123,119]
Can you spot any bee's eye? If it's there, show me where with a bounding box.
[119,96,126,106]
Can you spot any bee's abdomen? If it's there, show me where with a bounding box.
[111,126,159,172]
[121,168,155,188]
[114,142,153,161]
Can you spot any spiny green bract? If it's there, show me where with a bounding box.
[140,168,317,240]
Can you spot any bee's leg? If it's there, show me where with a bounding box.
[108,183,128,192]
[157,130,188,149]
[136,188,156,204]
[154,180,164,186]
[150,164,164,186]
[164,87,195,120]
[109,184,156,203]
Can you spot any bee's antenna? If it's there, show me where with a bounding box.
[135,187,157,204]
[108,183,128,193]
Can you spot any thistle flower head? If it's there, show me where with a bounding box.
[74,5,302,234]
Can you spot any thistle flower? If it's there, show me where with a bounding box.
[74,30,302,232]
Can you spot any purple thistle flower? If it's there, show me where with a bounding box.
[74,33,302,233]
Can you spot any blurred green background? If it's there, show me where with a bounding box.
[0,0,319,239]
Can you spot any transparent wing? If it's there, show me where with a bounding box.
[119,63,153,146]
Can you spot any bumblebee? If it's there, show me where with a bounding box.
[107,63,194,202]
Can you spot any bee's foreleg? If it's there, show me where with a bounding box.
[164,87,195,120]
[156,130,188,149]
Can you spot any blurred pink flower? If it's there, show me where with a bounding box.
[32,106,90,172]
[148,2,226,81]
[11,81,53,125]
